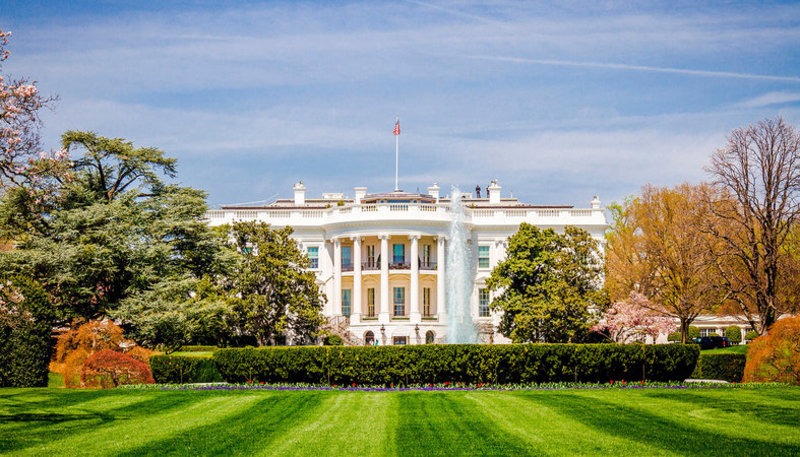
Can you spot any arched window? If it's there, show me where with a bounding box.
[364,331,375,346]
[425,330,435,344]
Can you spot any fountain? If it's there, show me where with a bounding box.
[445,187,478,343]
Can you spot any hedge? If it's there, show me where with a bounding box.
[150,355,224,383]
[0,277,55,388]
[691,353,746,382]
[213,344,699,386]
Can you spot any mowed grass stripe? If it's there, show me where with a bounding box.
[395,391,531,456]
[465,391,669,456]
[0,390,199,453]
[548,390,800,456]
[117,392,327,456]
[261,392,398,457]
[9,392,264,456]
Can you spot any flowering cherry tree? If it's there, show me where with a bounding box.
[0,280,29,328]
[0,29,69,195]
[592,293,677,343]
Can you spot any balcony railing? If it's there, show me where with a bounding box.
[362,261,380,271]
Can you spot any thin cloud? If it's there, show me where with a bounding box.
[467,55,800,83]
[734,92,800,108]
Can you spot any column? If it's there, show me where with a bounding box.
[351,236,362,324]
[333,238,341,316]
[437,236,446,320]
[410,235,420,322]
[379,234,390,323]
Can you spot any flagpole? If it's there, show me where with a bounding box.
[394,116,400,191]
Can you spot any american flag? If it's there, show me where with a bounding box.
[393,119,401,136]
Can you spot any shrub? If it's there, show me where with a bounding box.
[691,353,746,382]
[0,277,54,387]
[667,332,681,342]
[744,330,760,342]
[725,326,742,344]
[688,326,700,339]
[744,317,800,385]
[178,345,220,352]
[150,355,223,383]
[213,344,699,386]
[323,335,343,346]
[81,349,155,388]
[53,319,153,388]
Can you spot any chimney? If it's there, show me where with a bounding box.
[488,179,501,204]
[293,181,306,205]
[427,183,440,202]
[354,186,367,204]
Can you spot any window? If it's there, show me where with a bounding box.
[393,287,405,316]
[367,288,376,317]
[423,287,432,317]
[479,288,490,317]
[364,331,375,346]
[425,330,435,344]
[393,243,405,265]
[478,245,490,269]
[422,244,432,268]
[393,336,408,345]
[307,246,319,269]
[367,245,376,268]
[700,328,716,337]
[341,246,352,270]
[342,289,351,317]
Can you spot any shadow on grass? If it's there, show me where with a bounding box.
[396,392,532,456]
[0,391,199,454]
[521,392,800,456]
[116,392,326,456]
[642,390,800,429]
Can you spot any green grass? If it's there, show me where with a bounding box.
[165,351,214,358]
[704,345,749,355]
[1,386,799,456]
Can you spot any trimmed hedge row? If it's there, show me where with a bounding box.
[213,344,699,386]
[150,355,224,383]
[691,353,746,382]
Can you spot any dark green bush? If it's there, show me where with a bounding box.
[691,353,746,382]
[323,335,343,346]
[150,355,223,383]
[213,344,699,386]
[725,326,742,344]
[0,277,54,387]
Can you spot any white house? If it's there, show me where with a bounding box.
[205,180,608,345]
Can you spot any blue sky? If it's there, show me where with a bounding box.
[2,0,799,208]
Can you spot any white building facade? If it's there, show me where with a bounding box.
[206,180,608,345]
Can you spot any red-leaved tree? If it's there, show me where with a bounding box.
[592,293,677,343]
[81,349,155,388]
[744,316,800,385]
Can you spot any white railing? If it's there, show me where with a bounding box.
[206,202,602,226]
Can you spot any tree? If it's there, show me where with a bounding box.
[486,223,605,343]
[592,293,677,343]
[226,221,325,346]
[707,117,800,332]
[113,276,234,352]
[0,131,226,322]
[605,183,722,343]
[743,316,800,385]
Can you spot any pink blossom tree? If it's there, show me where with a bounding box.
[592,293,677,343]
[0,29,69,197]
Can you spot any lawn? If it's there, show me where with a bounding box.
[1,386,799,456]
